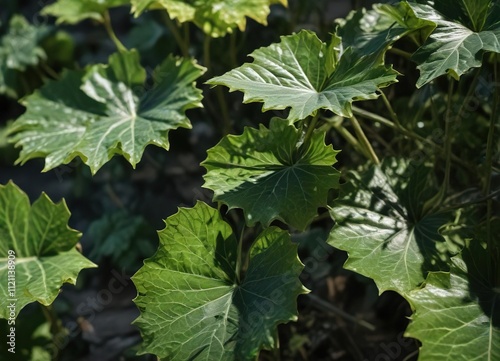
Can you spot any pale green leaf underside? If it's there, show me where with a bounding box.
[406,242,500,361]
[8,50,205,174]
[208,30,398,121]
[202,119,340,230]
[42,0,129,24]
[409,0,500,87]
[0,182,96,318]
[132,0,287,37]
[328,158,452,294]
[132,202,306,360]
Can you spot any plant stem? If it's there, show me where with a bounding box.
[379,89,401,128]
[303,112,320,146]
[41,304,66,360]
[442,79,455,199]
[350,115,380,164]
[161,12,189,57]
[215,87,232,135]
[387,47,412,60]
[331,119,367,158]
[230,31,238,68]
[102,11,127,52]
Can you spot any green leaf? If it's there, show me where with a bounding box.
[406,241,500,360]
[0,15,49,98]
[132,202,306,360]
[202,118,340,230]
[408,0,500,87]
[207,30,399,121]
[337,2,434,58]
[131,0,287,37]
[8,50,205,174]
[327,158,453,294]
[42,0,129,24]
[0,181,96,319]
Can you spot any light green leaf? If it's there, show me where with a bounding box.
[0,181,96,319]
[328,158,453,294]
[8,50,205,174]
[406,241,500,361]
[132,202,306,360]
[208,30,399,121]
[337,2,434,58]
[42,0,129,24]
[202,118,340,230]
[131,0,287,37]
[408,0,500,87]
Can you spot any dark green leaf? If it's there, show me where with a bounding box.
[132,202,306,360]
[202,118,340,230]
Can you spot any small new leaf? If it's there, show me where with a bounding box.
[132,202,306,360]
[406,241,500,360]
[202,119,340,230]
[208,30,398,122]
[0,182,96,318]
[8,50,205,174]
[328,158,453,294]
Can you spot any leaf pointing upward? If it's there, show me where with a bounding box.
[208,30,398,122]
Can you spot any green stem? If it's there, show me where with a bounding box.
[350,115,380,164]
[41,304,66,360]
[161,12,189,57]
[229,31,238,68]
[303,113,320,146]
[102,11,127,52]
[215,87,231,135]
[388,47,412,60]
[442,79,455,199]
[379,90,401,128]
[331,119,367,157]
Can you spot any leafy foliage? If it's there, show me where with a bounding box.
[131,0,287,37]
[328,158,453,294]
[133,202,306,360]
[202,118,340,230]
[0,182,96,318]
[42,0,129,24]
[406,241,500,360]
[208,30,399,121]
[337,1,434,58]
[8,50,205,174]
[0,15,49,98]
[408,0,500,87]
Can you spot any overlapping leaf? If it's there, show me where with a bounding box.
[202,119,340,230]
[0,182,96,319]
[0,15,49,98]
[8,50,205,174]
[132,202,306,360]
[42,0,129,24]
[337,2,434,58]
[208,30,398,122]
[406,241,500,360]
[131,0,287,37]
[408,0,500,87]
[328,158,453,294]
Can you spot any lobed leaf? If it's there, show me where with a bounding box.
[337,2,434,58]
[406,241,500,360]
[208,30,399,122]
[408,0,500,87]
[202,118,340,230]
[0,181,96,319]
[132,202,306,360]
[42,0,130,24]
[131,0,287,37]
[8,50,205,174]
[328,158,454,294]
